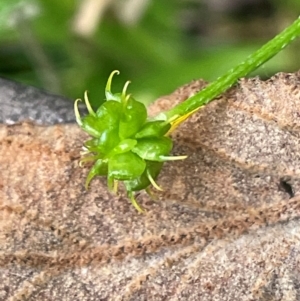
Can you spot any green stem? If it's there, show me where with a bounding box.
[164,16,300,120]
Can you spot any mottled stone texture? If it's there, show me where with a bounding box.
[1,72,300,300]
[0,77,78,125]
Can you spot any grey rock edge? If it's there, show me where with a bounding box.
[0,77,77,125]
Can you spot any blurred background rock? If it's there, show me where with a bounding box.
[0,0,299,107]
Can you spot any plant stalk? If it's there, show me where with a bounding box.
[163,16,300,120]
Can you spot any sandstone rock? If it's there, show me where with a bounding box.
[1,72,300,300]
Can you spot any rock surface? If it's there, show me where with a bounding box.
[1,72,300,300]
[0,77,77,125]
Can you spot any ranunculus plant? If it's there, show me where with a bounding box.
[75,16,300,212]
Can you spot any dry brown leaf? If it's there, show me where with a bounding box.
[1,72,300,300]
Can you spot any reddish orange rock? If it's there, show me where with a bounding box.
[1,72,300,300]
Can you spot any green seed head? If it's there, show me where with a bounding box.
[75,71,186,212]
